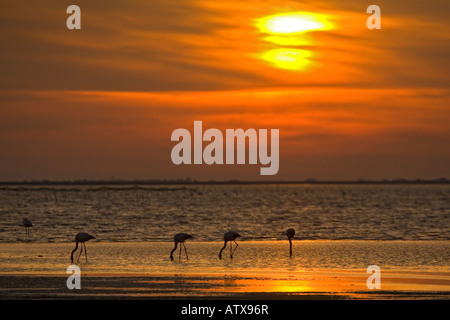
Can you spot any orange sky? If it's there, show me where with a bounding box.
[0,0,449,181]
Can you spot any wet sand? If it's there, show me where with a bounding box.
[1,272,449,300]
[0,241,449,299]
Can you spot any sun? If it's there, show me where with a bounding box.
[256,12,333,34]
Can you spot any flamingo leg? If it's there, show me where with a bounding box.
[183,243,189,260]
[84,242,88,262]
[230,242,233,259]
[231,241,239,256]
[77,243,83,262]
[179,243,182,260]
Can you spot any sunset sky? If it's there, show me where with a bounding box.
[0,0,449,181]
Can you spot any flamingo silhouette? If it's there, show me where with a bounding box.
[219,231,241,260]
[22,218,32,241]
[71,232,95,263]
[286,228,295,256]
[170,233,193,261]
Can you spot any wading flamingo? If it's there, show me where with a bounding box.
[286,228,295,256]
[71,232,95,263]
[170,233,193,261]
[219,231,241,260]
[23,218,33,241]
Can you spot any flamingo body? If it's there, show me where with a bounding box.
[23,218,33,228]
[286,228,295,239]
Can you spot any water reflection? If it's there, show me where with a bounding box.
[261,49,312,71]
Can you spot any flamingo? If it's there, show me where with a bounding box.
[71,232,95,263]
[170,233,193,261]
[219,231,241,260]
[286,228,295,256]
[22,218,33,241]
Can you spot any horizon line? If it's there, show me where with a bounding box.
[0,177,448,185]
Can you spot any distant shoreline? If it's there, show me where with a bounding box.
[0,178,449,186]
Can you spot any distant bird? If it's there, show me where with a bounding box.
[170,233,193,261]
[22,218,33,241]
[219,231,241,260]
[286,228,295,256]
[71,232,96,263]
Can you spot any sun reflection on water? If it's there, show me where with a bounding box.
[261,49,312,70]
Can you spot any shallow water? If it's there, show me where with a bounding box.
[1,241,449,298]
[0,241,448,275]
[0,184,449,243]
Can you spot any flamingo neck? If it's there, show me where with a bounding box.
[219,240,228,259]
[221,240,228,251]
[71,241,79,262]
[170,242,178,260]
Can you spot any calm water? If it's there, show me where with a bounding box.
[0,184,449,243]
